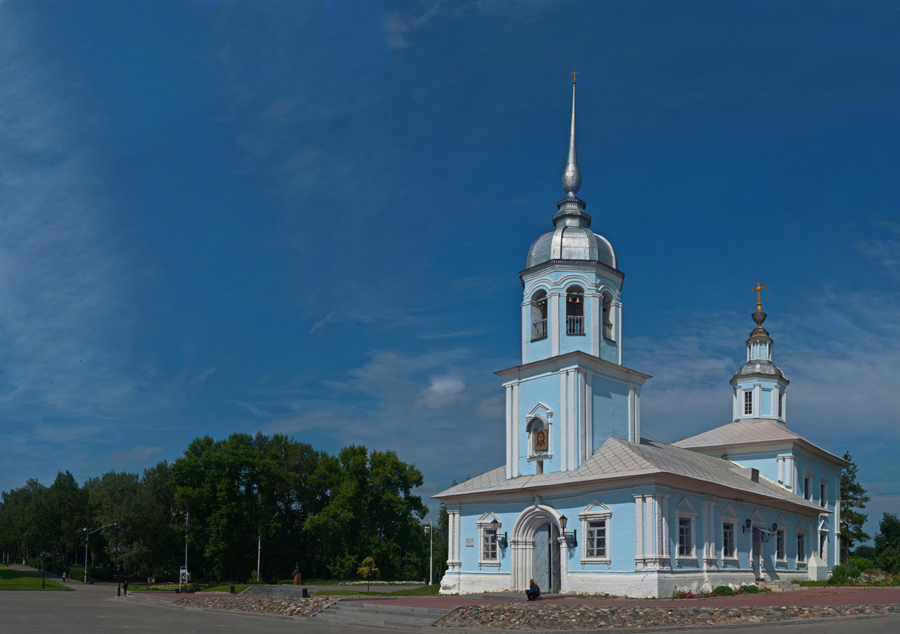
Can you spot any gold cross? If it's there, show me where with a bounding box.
[752,281,767,311]
[571,71,579,84]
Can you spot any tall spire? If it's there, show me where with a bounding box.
[561,74,582,197]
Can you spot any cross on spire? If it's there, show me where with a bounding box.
[571,71,579,84]
[752,281,767,311]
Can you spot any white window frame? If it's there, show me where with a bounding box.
[818,516,829,560]
[525,404,553,463]
[579,500,612,566]
[803,469,813,501]
[796,522,808,568]
[476,512,501,568]
[675,497,698,561]
[775,513,787,565]
[721,505,739,562]
[819,478,828,509]
[743,390,753,416]
[776,529,786,563]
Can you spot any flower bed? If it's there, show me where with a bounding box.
[672,585,771,599]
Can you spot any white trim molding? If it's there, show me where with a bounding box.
[476,512,502,569]
[675,497,698,562]
[579,500,612,566]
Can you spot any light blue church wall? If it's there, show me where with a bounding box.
[760,390,773,416]
[517,374,563,475]
[453,486,823,581]
[592,377,630,452]
[599,338,619,364]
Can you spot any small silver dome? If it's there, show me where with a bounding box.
[732,360,786,380]
[526,226,617,269]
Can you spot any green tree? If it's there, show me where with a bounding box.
[839,452,870,561]
[874,512,900,573]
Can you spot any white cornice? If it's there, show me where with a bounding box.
[495,350,651,385]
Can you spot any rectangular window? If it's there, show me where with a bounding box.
[804,477,811,500]
[820,482,826,508]
[776,530,785,560]
[819,532,827,559]
[482,531,497,561]
[778,392,784,418]
[678,518,692,557]
[586,520,606,558]
[797,533,806,561]
[743,391,753,415]
[723,523,735,558]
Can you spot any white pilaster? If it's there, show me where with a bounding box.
[505,386,513,480]
[551,293,560,357]
[585,372,593,457]
[628,387,635,442]
[753,383,761,417]
[558,536,570,593]
[634,387,641,442]
[616,302,623,365]
[567,369,577,471]
[590,294,600,357]
[447,510,461,570]
[634,494,645,568]
[512,382,520,478]
[521,302,529,364]
[578,370,587,464]
[559,371,568,471]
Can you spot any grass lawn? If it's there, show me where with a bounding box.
[200,584,251,593]
[0,568,71,591]
[317,584,439,597]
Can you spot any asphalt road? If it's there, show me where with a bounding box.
[1,581,899,634]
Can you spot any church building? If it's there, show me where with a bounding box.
[434,80,846,597]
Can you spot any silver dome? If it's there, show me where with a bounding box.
[526,226,617,269]
[732,360,786,380]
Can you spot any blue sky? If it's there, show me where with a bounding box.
[0,0,897,540]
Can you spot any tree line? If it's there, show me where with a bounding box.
[0,433,448,583]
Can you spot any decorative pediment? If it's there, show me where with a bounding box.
[795,518,809,534]
[525,403,553,432]
[675,497,696,512]
[775,513,787,529]
[720,504,738,519]
[579,499,612,519]
[476,511,501,526]
[750,508,766,526]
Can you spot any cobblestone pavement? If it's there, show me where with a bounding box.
[174,594,335,617]
[434,603,900,630]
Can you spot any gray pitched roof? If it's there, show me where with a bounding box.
[435,436,823,513]
[672,418,846,465]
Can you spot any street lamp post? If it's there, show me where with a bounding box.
[82,523,117,584]
[424,520,433,586]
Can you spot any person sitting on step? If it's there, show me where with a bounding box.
[526,578,541,601]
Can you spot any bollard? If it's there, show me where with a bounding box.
[302,588,308,598]
[230,585,235,594]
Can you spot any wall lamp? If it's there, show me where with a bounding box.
[559,515,578,547]
[742,518,753,533]
[491,519,508,549]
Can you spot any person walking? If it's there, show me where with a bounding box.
[123,580,129,596]
[525,578,541,601]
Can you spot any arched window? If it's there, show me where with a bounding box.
[601,291,615,341]
[566,285,584,335]
[531,290,548,341]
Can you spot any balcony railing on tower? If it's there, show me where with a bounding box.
[567,315,584,335]
[603,320,614,341]
[531,318,548,341]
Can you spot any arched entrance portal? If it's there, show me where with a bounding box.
[510,504,565,592]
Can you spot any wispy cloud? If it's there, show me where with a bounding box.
[0,7,138,416]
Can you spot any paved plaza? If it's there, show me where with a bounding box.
[1,577,899,634]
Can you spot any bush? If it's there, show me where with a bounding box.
[712,585,734,596]
[828,563,862,584]
[740,584,760,593]
[849,557,874,571]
